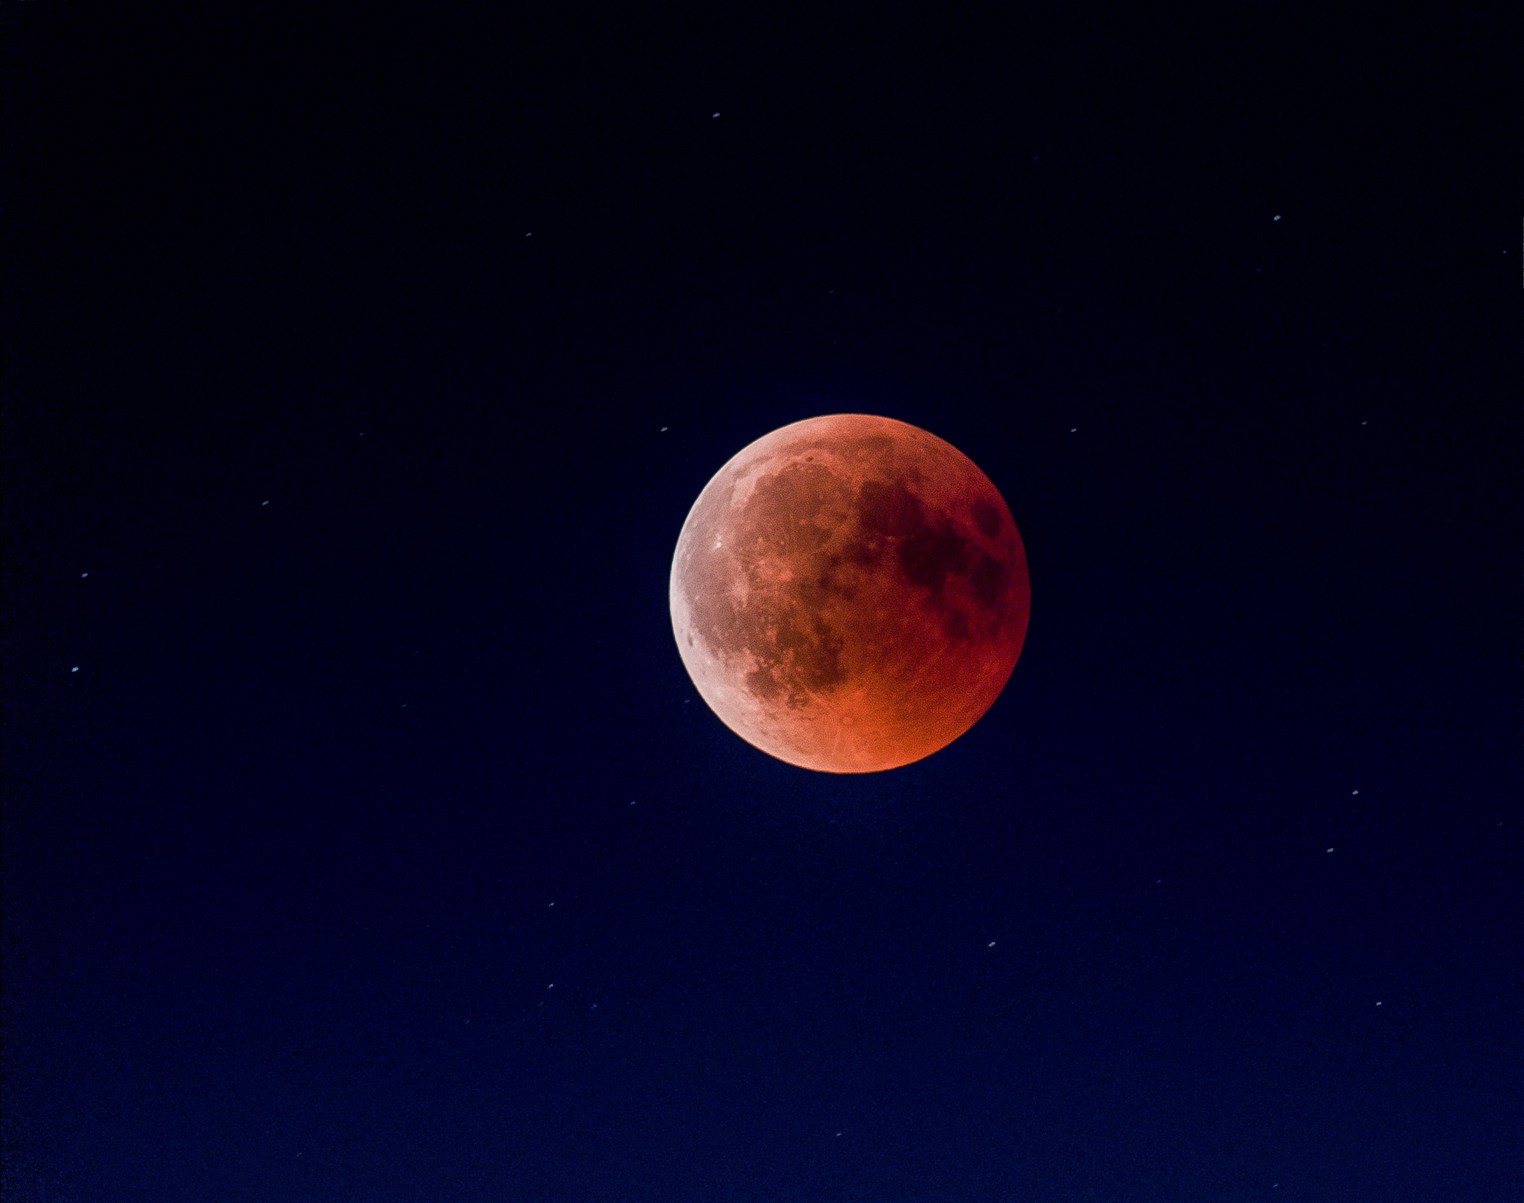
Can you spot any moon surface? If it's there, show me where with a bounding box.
[670,414,1030,773]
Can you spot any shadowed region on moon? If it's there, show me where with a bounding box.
[671,414,1030,773]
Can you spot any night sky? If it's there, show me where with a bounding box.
[3,6,1517,1202]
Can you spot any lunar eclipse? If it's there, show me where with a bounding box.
[670,414,1030,772]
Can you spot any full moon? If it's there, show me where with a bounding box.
[670,414,1030,773]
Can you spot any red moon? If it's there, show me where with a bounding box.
[670,414,1030,773]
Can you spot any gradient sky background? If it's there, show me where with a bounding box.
[3,6,1517,1202]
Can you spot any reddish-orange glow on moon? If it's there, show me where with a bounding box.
[670,414,1030,773]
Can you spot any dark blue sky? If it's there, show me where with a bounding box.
[3,5,1517,1201]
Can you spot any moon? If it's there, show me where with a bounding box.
[670,414,1030,773]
